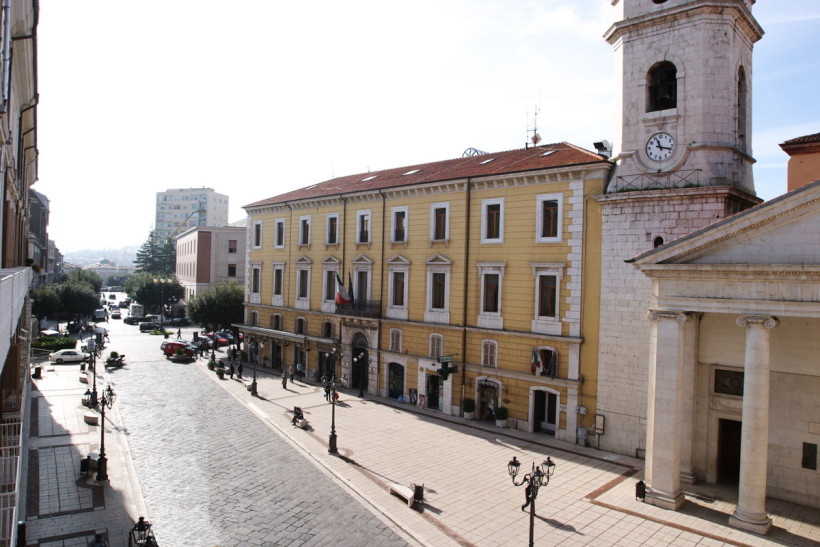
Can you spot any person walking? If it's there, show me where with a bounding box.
[296,362,304,382]
[282,371,288,389]
[229,362,235,379]
[289,364,295,382]
[177,328,182,339]
[237,362,243,379]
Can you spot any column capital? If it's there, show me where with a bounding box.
[736,315,779,329]
[648,310,692,323]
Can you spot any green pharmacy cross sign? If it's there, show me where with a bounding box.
[437,356,457,380]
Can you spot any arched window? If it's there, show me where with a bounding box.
[322,321,333,338]
[653,236,665,248]
[737,66,748,151]
[647,61,677,112]
[250,310,258,326]
[295,317,306,334]
[271,313,281,330]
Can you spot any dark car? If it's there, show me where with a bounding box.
[124,316,142,325]
[170,317,190,326]
[139,322,162,332]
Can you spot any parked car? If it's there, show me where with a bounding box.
[49,349,90,364]
[139,322,162,332]
[124,316,141,325]
[170,317,190,326]
[203,332,229,347]
[111,310,122,319]
[161,341,197,357]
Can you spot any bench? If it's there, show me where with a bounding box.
[388,483,423,508]
[83,412,99,426]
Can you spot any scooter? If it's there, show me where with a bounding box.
[105,354,126,368]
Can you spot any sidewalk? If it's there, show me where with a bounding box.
[21,360,149,547]
[209,359,820,547]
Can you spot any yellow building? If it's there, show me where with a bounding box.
[239,143,611,444]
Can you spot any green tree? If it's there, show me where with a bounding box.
[186,280,244,332]
[57,282,99,318]
[65,269,103,294]
[125,272,184,315]
[134,230,175,275]
[30,286,61,318]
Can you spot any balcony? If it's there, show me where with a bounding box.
[0,413,22,546]
[335,300,381,318]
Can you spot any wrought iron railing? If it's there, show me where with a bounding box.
[614,169,701,192]
[335,300,382,318]
[0,413,22,547]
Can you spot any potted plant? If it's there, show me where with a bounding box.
[215,364,225,379]
[207,358,216,371]
[463,398,475,420]
[494,406,508,428]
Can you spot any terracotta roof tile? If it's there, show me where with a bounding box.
[244,143,607,209]
[781,132,820,146]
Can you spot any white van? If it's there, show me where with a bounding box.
[93,308,107,322]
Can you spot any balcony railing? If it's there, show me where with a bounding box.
[335,299,381,318]
[0,413,22,547]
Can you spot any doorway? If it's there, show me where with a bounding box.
[388,363,404,400]
[426,375,441,410]
[351,333,368,393]
[718,418,742,484]
[478,382,498,421]
[533,391,558,435]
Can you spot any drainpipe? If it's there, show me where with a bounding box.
[378,190,386,397]
[0,0,10,112]
[460,178,471,414]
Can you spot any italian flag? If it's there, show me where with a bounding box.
[335,273,351,304]
[531,349,542,375]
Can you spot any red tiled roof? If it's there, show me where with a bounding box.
[244,142,607,209]
[781,132,820,146]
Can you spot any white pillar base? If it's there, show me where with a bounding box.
[645,487,685,510]
[729,509,772,535]
[680,471,696,485]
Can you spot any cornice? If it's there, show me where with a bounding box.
[638,264,820,280]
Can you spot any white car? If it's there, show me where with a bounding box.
[49,349,90,364]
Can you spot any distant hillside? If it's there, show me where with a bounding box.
[64,246,138,267]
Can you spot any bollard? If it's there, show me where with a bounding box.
[635,480,646,501]
[32,366,42,379]
[413,483,424,505]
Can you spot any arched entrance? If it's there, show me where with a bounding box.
[388,362,404,399]
[351,332,369,393]
[477,380,500,421]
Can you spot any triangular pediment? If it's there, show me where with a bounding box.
[295,255,312,264]
[633,180,820,266]
[387,254,410,266]
[322,255,340,265]
[426,253,452,265]
[352,254,373,265]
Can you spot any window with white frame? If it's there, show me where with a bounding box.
[482,340,497,367]
[324,269,336,302]
[425,255,451,323]
[253,221,263,249]
[275,219,286,248]
[295,257,311,309]
[272,262,284,306]
[356,210,371,244]
[326,213,339,245]
[477,262,505,329]
[531,263,564,334]
[352,255,373,303]
[536,194,562,243]
[251,265,261,295]
[430,202,449,241]
[481,198,505,244]
[250,310,258,326]
[429,333,443,359]
[386,255,410,320]
[391,206,408,243]
[321,257,340,312]
[390,329,402,353]
[295,317,306,334]
[299,215,311,246]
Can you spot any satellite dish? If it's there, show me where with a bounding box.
[532,133,542,146]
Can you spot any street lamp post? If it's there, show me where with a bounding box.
[96,385,116,482]
[129,516,158,546]
[507,456,556,547]
[152,278,171,327]
[251,342,260,396]
[353,351,365,397]
[325,348,338,454]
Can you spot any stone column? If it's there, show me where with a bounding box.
[644,311,692,510]
[680,315,699,484]
[730,315,778,535]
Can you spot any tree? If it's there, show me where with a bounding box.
[125,272,184,314]
[57,282,99,318]
[30,286,61,318]
[65,269,103,294]
[134,230,175,275]
[186,280,244,332]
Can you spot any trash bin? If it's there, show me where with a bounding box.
[164,332,169,339]
[32,366,41,379]
[413,483,424,504]
[635,480,646,501]
[193,331,199,341]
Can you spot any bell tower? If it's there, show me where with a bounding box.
[605,0,763,194]
[594,0,764,487]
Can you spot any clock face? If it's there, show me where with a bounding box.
[646,133,675,162]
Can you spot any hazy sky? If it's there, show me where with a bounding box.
[35,1,820,253]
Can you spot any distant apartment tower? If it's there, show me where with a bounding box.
[155,188,229,242]
[176,224,246,302]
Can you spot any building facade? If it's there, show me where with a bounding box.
[595,0,762,463]
[176,225,246,301]
[239,144,610,444]
[154,188,229,242]
[0,1,39,545]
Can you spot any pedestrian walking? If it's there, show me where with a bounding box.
[296,362,304,382]
[237,362,243,379]
[282,372,288,389]
[289,364,295,382]
[177,328,182,339]
[229,362,235,379]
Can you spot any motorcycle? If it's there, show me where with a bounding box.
[105,354,126,368]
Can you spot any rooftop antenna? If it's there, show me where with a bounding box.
[526,104,541,149]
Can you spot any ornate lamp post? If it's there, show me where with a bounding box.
[251,342,260,396]
[353,351,366,397]
[152,277,171,326]
[325,348,338,454]
[507,456,556,547]
[129,516,158,546]
[96,385,116,481]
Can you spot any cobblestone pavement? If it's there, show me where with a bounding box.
[110,354,412,547]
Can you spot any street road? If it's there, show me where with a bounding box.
[97,311,410,546]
